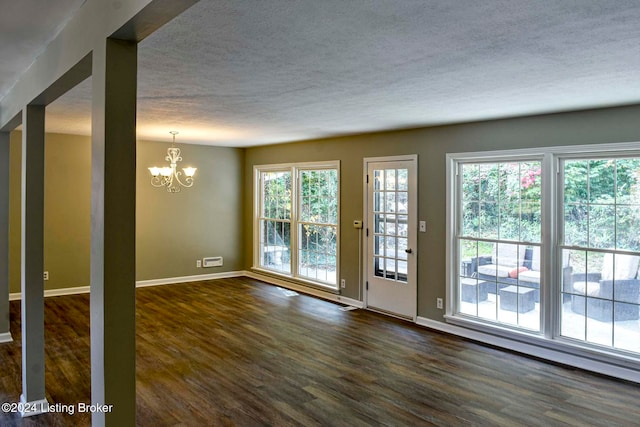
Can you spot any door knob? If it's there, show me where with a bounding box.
[405,248,412,254]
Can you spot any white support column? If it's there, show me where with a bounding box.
[90,38,137,427]
[0,131,11,344]
[20,105,48,416]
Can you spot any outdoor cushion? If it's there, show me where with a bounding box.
[493,243,524,268]
[509,266,528,278]
[519,270,540,283]
[478,264,511,278]
[601,253,640,281]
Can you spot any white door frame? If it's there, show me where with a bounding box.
[362,154,418,321]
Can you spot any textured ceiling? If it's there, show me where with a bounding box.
[6,0,640,146]
[0,0,86,99]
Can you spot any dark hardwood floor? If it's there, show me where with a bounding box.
[1,277,639,426]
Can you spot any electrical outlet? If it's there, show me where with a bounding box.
[341,279,346,288]
[436,297,443,309]
[43,271,49,280]
[419,221,426,232]
[196,260,202,268]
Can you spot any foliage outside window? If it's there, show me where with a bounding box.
[256,163,339,288]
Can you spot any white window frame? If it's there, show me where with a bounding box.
[253,161,340,290]
[449,153,548,334]
[556,151,640,346]
[446,142,640,371]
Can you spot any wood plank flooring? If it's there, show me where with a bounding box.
[1,277,640,426]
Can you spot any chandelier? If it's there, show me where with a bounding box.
[148,131,197,193]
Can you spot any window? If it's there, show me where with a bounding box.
[258,170,292,274]
[560,157,640,353]
[449,145,640,362]
[255,162,339,288]
[457,160,542,331]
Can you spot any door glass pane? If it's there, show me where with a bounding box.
[372,168,409,283]
[386,192,396,213]
[385,169,396,190]
[374,236,384,256]
[397,168,408,190]
[397,191,408,214]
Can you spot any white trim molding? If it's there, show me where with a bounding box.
[416,316,640,384]
[0,332,13,343]
[8,271,246,301]
[10,285,91,301]
[19,396,49,418]
[245,270,364,308]
[253,161,341,290]
[135,271,244,288]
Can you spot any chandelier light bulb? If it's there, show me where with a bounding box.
[183,167,197,178]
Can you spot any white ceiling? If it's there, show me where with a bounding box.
[4,0,640,146]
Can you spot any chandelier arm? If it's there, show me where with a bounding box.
[173,170,195,188]
[151,175,168,188]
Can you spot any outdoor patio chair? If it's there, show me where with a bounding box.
[570,253,640,321]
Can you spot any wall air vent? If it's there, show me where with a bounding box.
[202,256,223,268]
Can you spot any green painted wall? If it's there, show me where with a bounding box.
[8,132,244,294]
[244,105,640,321]
[136,139,245,280]
[9,133,22,294]
[10,132,91,293]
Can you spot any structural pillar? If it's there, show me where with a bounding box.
[0,131,11,344]
[90,38,137,426]
[20,105,48,416]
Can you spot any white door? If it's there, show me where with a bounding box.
[365,156,417,320]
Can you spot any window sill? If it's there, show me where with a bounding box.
[250,267,340,294]
[442,314,640,381]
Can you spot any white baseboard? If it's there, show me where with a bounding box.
[8,271,246,301]
[416,316,640,384]
[135,271,244,288]
[19,396,49,417]
[335,295,364,308]
[0,332,13,343]
[10,285,90,301]
[244,270,364,308]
